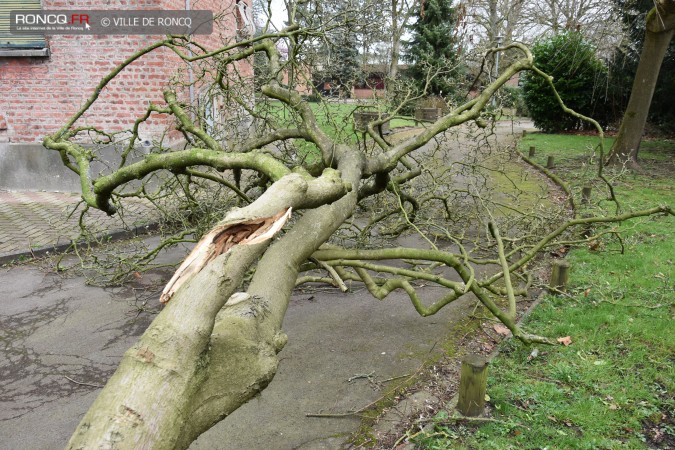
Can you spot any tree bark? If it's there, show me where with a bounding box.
[608,1,675,168]
[64,172,351,449]
[388,0,402,82]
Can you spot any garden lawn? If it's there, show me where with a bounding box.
[263,101,417,163]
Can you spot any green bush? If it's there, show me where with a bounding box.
[522,32,608,132]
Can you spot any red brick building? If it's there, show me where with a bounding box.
[0,0,251,190]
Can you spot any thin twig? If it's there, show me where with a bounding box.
[380,373,411,384]
[307,364,425,418]
[64,375,104,388]
[417,414,521,426]
[348,371,375,383]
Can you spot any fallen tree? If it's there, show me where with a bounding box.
[43,8,672,449]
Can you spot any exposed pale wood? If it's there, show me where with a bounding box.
[160,208,292,303]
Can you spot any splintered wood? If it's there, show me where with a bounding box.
[160,208,292,304]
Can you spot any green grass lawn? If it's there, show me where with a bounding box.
[260,101,418,163]
[410,134,674,449]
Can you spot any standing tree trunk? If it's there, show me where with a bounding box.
[388,0,402,82]
[608,0,675,168]
[387,0,418,84]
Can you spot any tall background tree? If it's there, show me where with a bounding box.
[607,0,675,167]
[404,0,465,97]
[291,0,364,97]
[387,0,421,81]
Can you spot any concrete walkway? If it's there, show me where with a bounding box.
[0,190,157,264]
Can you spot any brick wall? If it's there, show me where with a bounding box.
[0,0,249,144]
[353,88,382,100]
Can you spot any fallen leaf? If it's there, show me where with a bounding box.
[583,288,591,297]
[557,336,573,346]
[133,271,142,279]
[609,404,619,410]
[493,324,512,336]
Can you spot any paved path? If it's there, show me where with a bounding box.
[0,191,157,264]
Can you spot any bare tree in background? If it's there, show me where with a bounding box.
[464,0,622,56]
[464,0,527,46]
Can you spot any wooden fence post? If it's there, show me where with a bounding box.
[457,355,489,417]
[549,260,570,292]
[528,146,536,157]
[581,186,592,205]
[546,155,555,169]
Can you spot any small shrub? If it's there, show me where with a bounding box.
[522,32,608,132]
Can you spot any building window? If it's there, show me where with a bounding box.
[0,0,49,57]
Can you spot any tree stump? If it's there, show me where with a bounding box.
[457,354,489,417]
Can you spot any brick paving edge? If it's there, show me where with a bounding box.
[0,222,160,266]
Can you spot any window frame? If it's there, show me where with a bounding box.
[0,0,49,57]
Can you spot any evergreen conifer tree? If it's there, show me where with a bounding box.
[404,0,463,97]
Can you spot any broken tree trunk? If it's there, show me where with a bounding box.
[64,171,353,450]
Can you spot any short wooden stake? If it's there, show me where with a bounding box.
[457,355,489,417]
[546,155,555,169]
[528,146,536,157]
[549,260,570,292]
[581,185,592,205]
[522,129,527,137]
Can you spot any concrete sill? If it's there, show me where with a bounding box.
[0,48,50,57]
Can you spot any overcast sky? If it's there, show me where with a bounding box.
[256,0,288,31]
